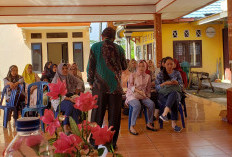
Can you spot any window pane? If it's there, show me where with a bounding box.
[31,33,42,39]
[46,33,68,38]
[189,41,201,66]
[31,43,42,72]
[72,32,83,38]
[73,42,84,72]
[173,40,202,67]
[174,42,186,63]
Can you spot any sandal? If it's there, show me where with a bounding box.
[146,126,158,132]
[129,129,139,135]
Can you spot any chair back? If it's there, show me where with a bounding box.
[27,81,49,107]
[0,84,23,107]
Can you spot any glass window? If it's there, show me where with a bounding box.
[73,42,84,72]
[72,32,83,38]
[31,43,42,72]
[46,33,68,38]
[31,33,42,39]
[173,40,202,67]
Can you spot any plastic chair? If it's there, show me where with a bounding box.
[159,102,185,129]
[181,61,190,80]
[21,81,49,131]
[0,84,23,128]
[128,102,148,130]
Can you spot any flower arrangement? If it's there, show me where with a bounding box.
[40,79,122,157]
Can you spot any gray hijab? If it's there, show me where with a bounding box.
[52,63,84,93]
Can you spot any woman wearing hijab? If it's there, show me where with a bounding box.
[87,27,127,148]
[3,65,25,121]
[51,63,84,134]
[126,60,156,135]
[47,64,57,82]
[69,63,85,92]
[173,59,188,88]
[22,64,40,106]
[42,61,52,76]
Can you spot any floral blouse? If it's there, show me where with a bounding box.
[155,70,183,91]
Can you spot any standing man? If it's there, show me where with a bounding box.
[87,27,127,149]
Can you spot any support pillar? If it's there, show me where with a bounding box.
[227,0,232,124]
[125,37,131,59]
[154,13,162,67]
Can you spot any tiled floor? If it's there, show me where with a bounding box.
[1,94,232,157]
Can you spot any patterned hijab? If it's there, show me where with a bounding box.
[5,65,22,83]
[52,63,80,93]
[136,60,147,76]
[22,64,36,84]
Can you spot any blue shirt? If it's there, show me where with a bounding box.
[155,70,183,91]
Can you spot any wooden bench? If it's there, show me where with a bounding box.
[188,71,214,93]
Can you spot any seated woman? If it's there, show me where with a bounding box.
[69,63,85,93]
[51,63,84,134]
[3,65,25,122]
[42,61,52,76]
[147,60,160,121]
[47,64,57,82]
[126,60,157,135]
[22,64,40,107]
[128,59,137,73]
[155,57,183,132]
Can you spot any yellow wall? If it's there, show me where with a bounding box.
[134,23,224,76]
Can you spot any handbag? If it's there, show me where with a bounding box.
[131,74,146,100]
[158,84,182,96]
[133,91,146,100]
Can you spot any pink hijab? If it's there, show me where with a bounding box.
[136,60,147,76]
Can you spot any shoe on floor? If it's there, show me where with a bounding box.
[173,126,182,132]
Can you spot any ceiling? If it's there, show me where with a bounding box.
[0,0,219,24]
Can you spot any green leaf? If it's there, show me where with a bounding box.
[54,153,71,157]
[69,117,81,136]
[48,138,57,145]
[115,153,123,157]
[98,148,105,156]
[54,153,64,157]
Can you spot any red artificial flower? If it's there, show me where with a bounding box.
[73,92,98,112]
[25,135,43,147]
[47,78,67,100]
[78,120,92,133]
[53,132,82,155]
[40,109,60,136]
[91,126,115,145]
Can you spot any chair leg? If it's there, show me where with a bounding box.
[128,105,133,130]
[178,103,185,128]
[159,118,163,129]
[181,100,187,118]
[39,109,45,132]
[208,78,215,93]
[3,109,9,128]
[22,110,25,118]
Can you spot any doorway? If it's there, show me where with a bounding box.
[47,42,68,64]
